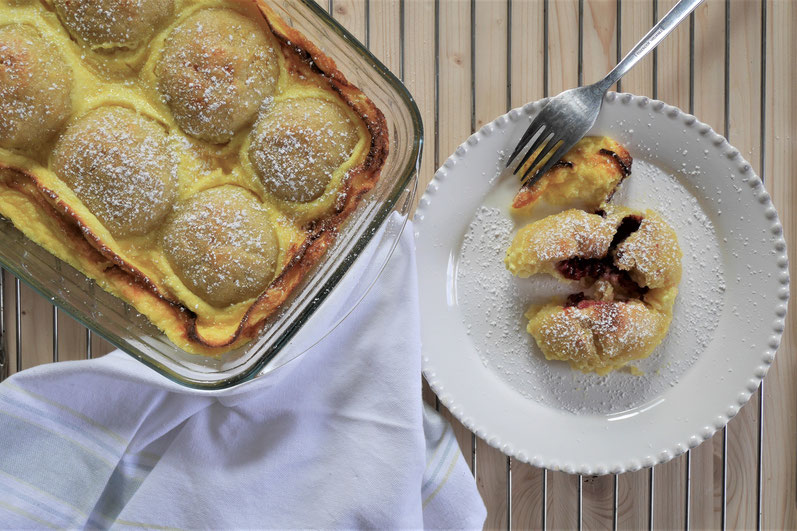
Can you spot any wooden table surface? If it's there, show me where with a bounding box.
[1,0,795,529]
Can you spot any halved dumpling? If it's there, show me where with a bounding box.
[156,8,279,143]
[162,186,280,308]
[51,106,177,238]
[53,0,173,50]
[504,209,620,278]
[525,287,677,375]
[249,97,360,203]
[613,209,683,289]
[512,136,632,213]
[0,24,73,150]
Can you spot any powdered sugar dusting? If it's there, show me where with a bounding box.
[53,0,173,50]
[0,24,72,150]
[456,159,725,415]
[156,8,279,144]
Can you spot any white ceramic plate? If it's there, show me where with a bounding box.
[414,93,790,475]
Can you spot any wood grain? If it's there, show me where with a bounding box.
[400,0,438,409]
[614,4,655,527]
[763,1,797,529]
[581,3,619,528]
[689,1,727,528]
[724,0,763,528]
[543,4,584,528]
[1,2,794,529]
[436,0,477,474]
[507,1,546,527]
[473,2,510,527]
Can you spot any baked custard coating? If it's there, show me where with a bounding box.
[0,0,389,355]
[156,8,280,144]
[249,97,359,203]
[51,106,177,238]
[53,0,174,50]
[163,186,279,308]
[0,24,72,150]
[505,208,621,278]
[512,136,631,213]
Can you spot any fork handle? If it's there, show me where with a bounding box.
[599,0,704,91]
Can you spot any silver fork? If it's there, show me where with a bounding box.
[506,0,704,186]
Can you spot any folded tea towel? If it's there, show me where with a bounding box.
[0,222,486,529]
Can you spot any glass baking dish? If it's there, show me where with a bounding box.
[0,0,422,389]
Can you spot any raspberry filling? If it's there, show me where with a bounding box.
[564,293,609,309]
[557,214,646,303]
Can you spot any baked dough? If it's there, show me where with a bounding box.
[156,8,280,144]
[163,186,279,308]
[249,97,359,203]
[525,287,677,375]
[506,204,682,374]
[0,0,389,355]
[512,136,631,213]
[0,24,72,150]
[53,0,173,50]
[51,106,177,238]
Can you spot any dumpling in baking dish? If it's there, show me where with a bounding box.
[51,106,177,238]
[0,24,73,151]
[248,97,360,203]
[512,136,632,213]
[156,8,279,144]
[162,186,280,308]
[53,0,173,50]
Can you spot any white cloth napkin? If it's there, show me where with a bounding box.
[0,223,486,529]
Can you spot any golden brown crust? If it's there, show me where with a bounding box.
[0,1,389,353]
[525,288,677,375]
[512,136,632,211]
[506,202,682,375]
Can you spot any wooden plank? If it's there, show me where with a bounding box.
[330,0,367,44]
[436,0,476,472]
[582,0,618,88]
[55,310,88,362]
[507,0,546,528]
[689,1,727,529]
[472,1,510,527]
[580,2,619,528]
[367,0,400,74]
[617,470,650,530]
[615,1,653,527]
[404,0,436,199]
[763,0,797,529]
[17,283,53,369]
[402,0,438,409]
[617,0,654,97]
[2,271,16,375]
[724,0,763,528]
[546,1,581,527]
[647,0,693,526]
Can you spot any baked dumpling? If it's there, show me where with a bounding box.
[507,205,682,374]
[51,106,177,238]
[0,24,72,150]
[613,209,683,289]
[156,8,279,144]
[249,97,360,203]
[53,0,173,50]
[504,209,620,278]
[162,186,280,308]
[525,287,677,375]
[512,136,631,212]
